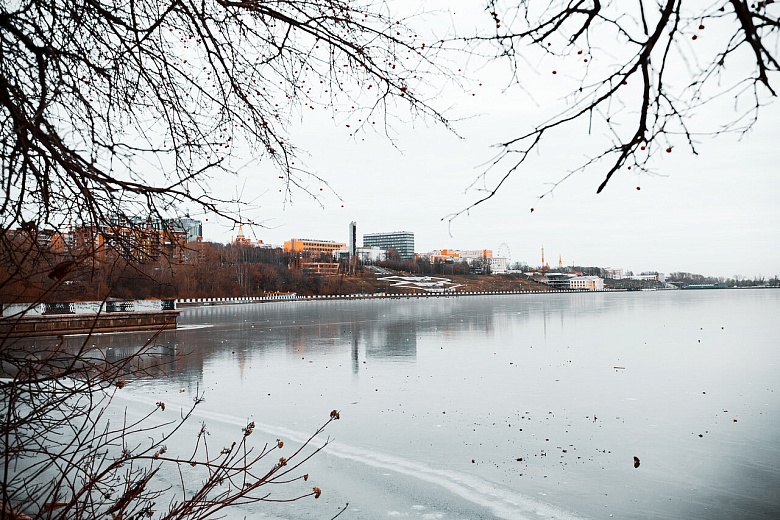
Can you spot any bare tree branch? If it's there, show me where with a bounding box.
[447,0,779,221]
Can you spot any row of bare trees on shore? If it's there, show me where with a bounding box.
[1,238,512,305]
[0,239,379,306]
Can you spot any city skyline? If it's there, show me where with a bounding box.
[183,1,779,280]
[18,1,778,279]
[197,214,771,279]
[199,109,780,280]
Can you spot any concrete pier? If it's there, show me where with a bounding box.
[0,310,181,338]
[0,300,180,338]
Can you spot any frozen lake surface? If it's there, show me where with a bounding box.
[72,290,780,519]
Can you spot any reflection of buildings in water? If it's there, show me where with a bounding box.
[107,296,596,380]
[56,330,205,381]
[283,321,346,355]
[181,301,463,364]
[364,321,417,360]
[103,343,178,377]
[11,296,599,386]
[347,317,363,375]
[180,300,297,325]
[352,333,359,375]
[273,310,419,369]
[349,316,417,375]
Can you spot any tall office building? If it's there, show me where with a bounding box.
[348,221,357,257]
[363,231,415,259]
[107,213,203,243]
[167,215,203,243]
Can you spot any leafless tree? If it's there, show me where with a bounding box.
[7,1,777,517]
[448,0,779,219]
[1,330,342,519]
[1,0,451,288]
[1,1,448,517]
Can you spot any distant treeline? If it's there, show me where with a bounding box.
[3,239,775,305]
[540,266,778,288]
[0,242,501,304]
[2,242,356,303]
[665,272,779,287]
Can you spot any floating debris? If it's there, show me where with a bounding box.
[633,456,640,468]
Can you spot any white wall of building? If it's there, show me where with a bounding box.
[569,276,605,290]
[489,257,508,274]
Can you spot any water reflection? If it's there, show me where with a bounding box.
[18,290,780,520]
[27,292,734,382]
[32,291,780,387]
[29,295,560,384]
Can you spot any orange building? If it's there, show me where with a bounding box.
[430,249,492,262]
[6,215,198,264]
[70,222,188,262]
[284,238,345,258]
[5,228,69,253]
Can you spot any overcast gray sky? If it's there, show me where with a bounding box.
[199,3,779,279]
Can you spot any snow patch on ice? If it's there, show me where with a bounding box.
[116,390,585,520]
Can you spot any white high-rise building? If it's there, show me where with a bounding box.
[363,231,415,259]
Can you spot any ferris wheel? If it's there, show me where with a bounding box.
[497,243,511,264]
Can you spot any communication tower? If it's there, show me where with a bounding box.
[541,245,550,271]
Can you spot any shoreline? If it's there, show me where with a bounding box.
[174,288,617,307]
[4,286,776,337]
[0,310,181,338]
